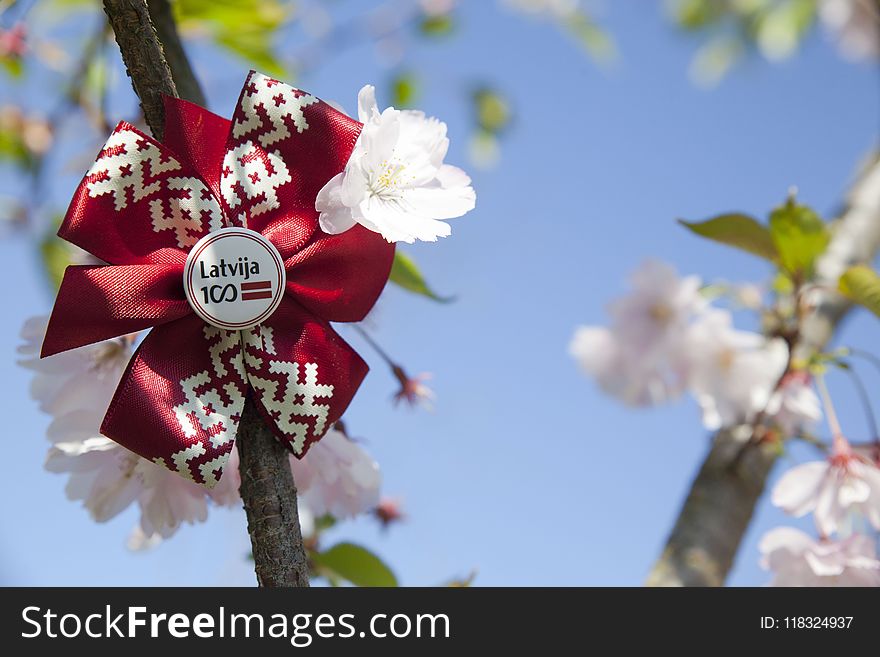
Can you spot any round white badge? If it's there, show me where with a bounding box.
[183,227,286,331]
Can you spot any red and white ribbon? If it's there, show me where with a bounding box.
[41,72,394,487]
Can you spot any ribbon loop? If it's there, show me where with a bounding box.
[242,302,368,457]
[102,315,247,487]
[60,122,226,266]
[42,263,190,357]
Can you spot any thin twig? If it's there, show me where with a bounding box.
[352,323,397,368]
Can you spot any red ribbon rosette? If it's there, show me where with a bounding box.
[41,71,394,487]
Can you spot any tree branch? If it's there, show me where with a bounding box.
[146,0,205,107]
[102,0,176,140]
[646,152,880,587]
[237,399,311,586]
[101,0,309,587]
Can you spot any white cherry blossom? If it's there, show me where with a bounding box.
[569,326,686,406]
[819,0,880,61]
[290,428,381,519]
[685,310,788,430]
[17,316,129,422]
[19,316,379,549]
[771,438,880,536]
[20,316,146,522]
[569,260,705,406]
[764,371,822,438]
[213,435,381,521]
[316,84,475,243]
[760,527,880,586]
[45,436,144,522]
[19,317,201,537]
[606,260,706,348]
[135,458,209,539]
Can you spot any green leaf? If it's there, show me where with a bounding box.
[672,0,724,30]
[689,36,743,87]
[313,513,337,532]
[419,14,455,37]
[1,56,23,78]
[390,72,418,108]
[768,200,830,278]
[174,0,288,76]
[83,52,108,106]
[41,234,72,290]
[473,88,511,135]
[312,543,398,587]
[0,124,29,167]
[839,265,880,318]
[564,12,616,61]
[215,31,286,77]
[678,214,777,262]
[389,250,452,302]
[771,271,794,295]
[754,0,817,61]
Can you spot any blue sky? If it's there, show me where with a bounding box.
[1,1,878,586]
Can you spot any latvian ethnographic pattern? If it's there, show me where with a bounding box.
[221,142,291,224]
[85,125,224,246]
[243,325,334,455]
[221,72,318,226]
[168,326,247,486]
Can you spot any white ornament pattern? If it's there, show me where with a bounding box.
[168,326,247,486]
[85,126,224,245]
[220,141,292,220]
[85,127,180,210]
[232,72,318,147]
[243,327,334,454]
[149,177,224,248]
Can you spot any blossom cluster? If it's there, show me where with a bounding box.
[763,434,880,586]
[568,260,820,436]
[570,260,880,586]
[18,317,382,549]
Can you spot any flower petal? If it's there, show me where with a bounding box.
[101,315,248,487]
[759,526,814,559]
[771,461,828,517]
[357,194,452,243]
[318,206,358,235]
[42,264,190,357]
[404,169,476,220]
[357,108,401,173]
[339,160,370,208]
[315,172,343,212]
[357,84,379,124]
[290,428,381,518]
[814,474,843,536]
[860,462,880,530]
